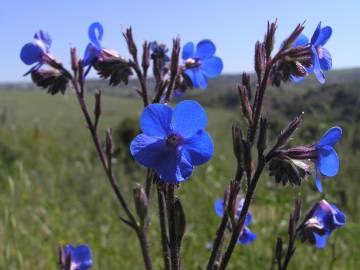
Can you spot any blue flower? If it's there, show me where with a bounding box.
[149,41,170,64]
[214,197,256,245]
[301,200,345,248]
[20,30,52,73]
[63,244,93,270]
[182,40,223,89]
[83,22,104,67]
[292,22,332,84]
[130,100,214,182]
[314,127,342,192]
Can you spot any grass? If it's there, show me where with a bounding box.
[0,90,358,269]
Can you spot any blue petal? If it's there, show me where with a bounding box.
[237,227,256,245]
[312,47,325,84]
[318,145,339,177]
[315,170,323,193]
[200,56,223,78]
[83,43,101,67]
[182,42,195,60]
[317,127,342,148]
[314,232,328,249]
[319,48,332,71]
[293,34,309,47]
[155,150,193,182]
[245,212,252,226]
[64,245,92,270]
[20,41,46,65]
[183,130,213,166]
[214,199,224,217]
[88,22,104,48]
[314,26,332,47]
[195,39,216,59]
[330,204,346,227]
[173,100,207,138]
[130,134,166,168]
[34,30,52,51]
[291,75,305,83]
[311,22,322,45]
[140,104,172,137]
[184,68,208,89]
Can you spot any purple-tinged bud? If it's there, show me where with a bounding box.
[285,146,317,160]
[170,37,181,79]
[282,23,305,50]
[293,195,302,223]
[232,124,243,163]
[264,20,277,59]
[123,27,138,59]
[94,89,101,129]
[105,128,113,160]
[241,72,252,100]
[275,112,304,148]
[142,41,150,72]
[238,85,253,124]
[255,41,266,83]
[288,213,296,239]
[31,69,69,95]
[133,183,149,227]
[70,47,78,72]
[174,197,186,246]
[257,118,267,155]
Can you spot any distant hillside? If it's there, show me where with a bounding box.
[1,68,360,109]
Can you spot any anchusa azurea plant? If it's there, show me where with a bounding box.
[19,20,346,270]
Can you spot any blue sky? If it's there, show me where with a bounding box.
[1,0,359,82]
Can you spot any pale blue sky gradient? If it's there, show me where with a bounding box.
[1,0,359,82]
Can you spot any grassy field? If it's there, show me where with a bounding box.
[0,88,359,269]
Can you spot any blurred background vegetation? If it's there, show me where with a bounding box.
[0,68,359,269]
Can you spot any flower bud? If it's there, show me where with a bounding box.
[264,20,277,59]
[124,27,138,58]
[257,118,267,155]
[174,197,186,247]
[275,113,304,148]
[142,41,150,71]
[238,85,253,124]
[70,47,78,72]
[255,41,266,82]
[133,183,149,226]
[241,72,252,100]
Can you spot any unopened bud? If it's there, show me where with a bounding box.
[264,20,277,59]
[70,47,78,72]
[288,213,296,239]
[142,41,150,71]
[170,37,181,78]
[124,27,138,58]
[238,85,253,124]
[94,89,101,126]
[276,112,304,148]
[293,195,302,223]
[255,41,266,82]
[232,124,243,164]
[241,72,252,100]
[257,118,267,155]
[174,197,186,247]
[282,23,305,50]
[105,128,113,158]
[133,183,149,226]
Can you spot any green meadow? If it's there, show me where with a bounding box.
[0,70,360,269]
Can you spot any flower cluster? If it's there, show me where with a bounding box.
[299,200,345,248]
[292,22,332,84]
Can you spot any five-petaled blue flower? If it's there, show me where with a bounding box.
[130,100,214,182]
[314,126,342,192]
[182,40,223,89]
[20,30,52,74]
[83,22,104,67]
[64,244,93,270]
[301,199,345,248]
[292,22,332,84]
[214,197,256,245]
